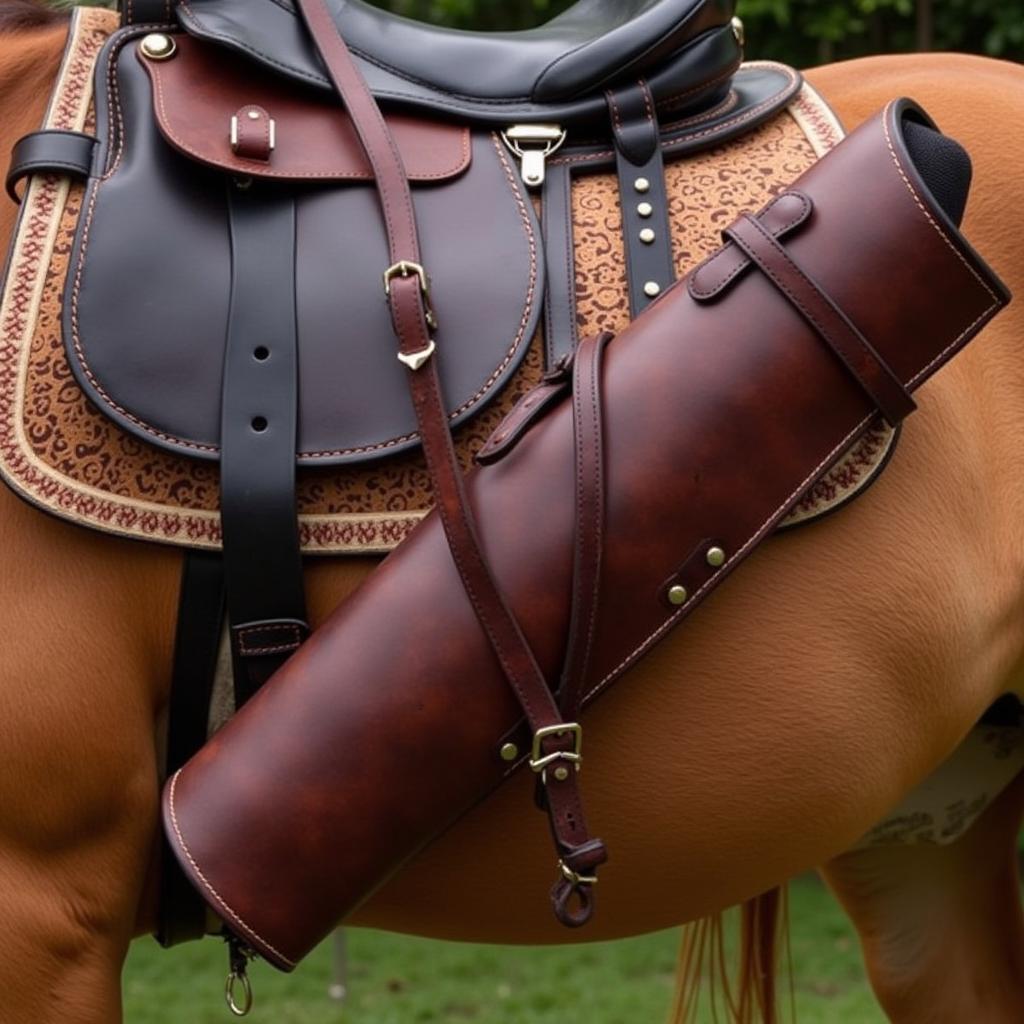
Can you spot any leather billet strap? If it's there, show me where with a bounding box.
[541,161,579,369]
[607,82,677,316]
[722,209,916,426]
[5,130,96,204]
[220,185,309,706]
[294,0,606,922]
[546,330,614,921]
[158,551,225,948]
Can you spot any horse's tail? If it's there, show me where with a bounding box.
[669,887,792,1023]
[0,0,67,33]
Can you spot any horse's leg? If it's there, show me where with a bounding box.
[0,479,181,1023]
[822,770,1024,1022]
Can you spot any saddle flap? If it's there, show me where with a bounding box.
[141,35,471,183]
[64,31,542,468]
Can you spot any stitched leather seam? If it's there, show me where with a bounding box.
[606,89,623,136]
[67,29,221,455]
[661,89,738,129]
[640,80,655,127]
[688,193,810,298]
[166,772,298,969]
[881,103,1000,308]
[236,640,301,657]
[236,623,304,656]
[150,66,471,181]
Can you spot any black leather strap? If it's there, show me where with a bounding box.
[221,182,308,708]
[120,0,175,26]
[606,82,676,317]
[542,161,580,370]
[6,130,96,204]
[157,551,225,947]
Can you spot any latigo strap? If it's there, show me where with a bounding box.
[163,99,1009,971]
[294,0,607,922]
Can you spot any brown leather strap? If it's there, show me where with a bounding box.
[294,0,604,923]
[545,331,614,923]
[559,332,613,719]
[725,212,916,426]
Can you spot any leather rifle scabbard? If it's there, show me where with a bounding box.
[163,101,1009,971]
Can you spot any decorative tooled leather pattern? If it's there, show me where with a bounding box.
[0,22,890,553]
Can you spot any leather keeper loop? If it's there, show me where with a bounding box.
[6,129,96,204]
[724,211,917,426]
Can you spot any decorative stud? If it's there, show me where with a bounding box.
[634,177,651,194]
[637,202,654,218]
[706,546,727,568]
[667,585,688,606]
[639,228,656,245]
[139,33,176,61]
[553,766,571,782]
[500,742,519,762]
[731,16,746,47]
[247,110,261,121]
[644,281,662,298]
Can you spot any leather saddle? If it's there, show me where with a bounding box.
[4,0,801,945]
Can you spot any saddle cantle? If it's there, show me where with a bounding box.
[178,0,741,118]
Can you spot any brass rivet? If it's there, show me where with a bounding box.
[500,742,519,762]
[707,546,726,568]
[667,584,688,606]
[634,177,651,193]
[639,228,656,244]
[732,16,746,47]
[638,202,653,218]
[644,281,661,298]
[553,766,570,782]
[139,33,176,61]
[247,110,261,120]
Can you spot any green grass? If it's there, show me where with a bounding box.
[123,876,884,1023]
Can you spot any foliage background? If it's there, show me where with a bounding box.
[65,1,1024,65]
[370,0,1024,65]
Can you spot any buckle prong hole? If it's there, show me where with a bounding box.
[253,346,270,362]
[251,416,268,433]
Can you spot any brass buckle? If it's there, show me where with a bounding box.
[529,723,583,778]
[383,260,439,333]
[559,859,598,887]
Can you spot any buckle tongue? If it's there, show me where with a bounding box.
[529,723,582,783]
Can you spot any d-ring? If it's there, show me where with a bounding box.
[225,967,254,1017]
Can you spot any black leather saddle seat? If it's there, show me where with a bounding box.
[179,0,735,104]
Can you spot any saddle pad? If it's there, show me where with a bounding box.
[0,8,894,554]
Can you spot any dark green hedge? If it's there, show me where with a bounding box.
[370,0,1024,65]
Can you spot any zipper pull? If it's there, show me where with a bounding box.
[501,124,567,188]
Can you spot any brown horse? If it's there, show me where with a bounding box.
[2,3,1024,1021]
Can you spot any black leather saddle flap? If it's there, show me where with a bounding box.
[176,0,743,127]
[66,31,543,467]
